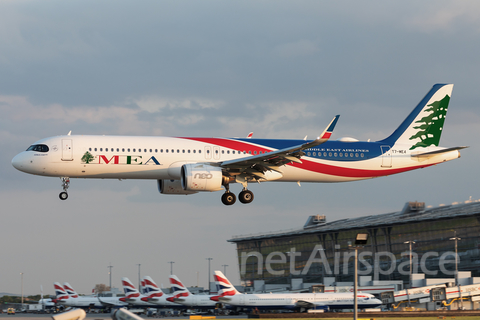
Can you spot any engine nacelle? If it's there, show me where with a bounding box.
[181,164,224,192]
[158,179,198,195]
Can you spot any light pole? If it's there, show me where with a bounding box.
[349,233,369,320]
[449,231,461,285]
[137,264,141,291]
[20,273,24,309]
[206,258,213,293]
[168,261,175,275]
[450,231,462,309]
[107,265,113,289]
[222,264,228,276]
[404,240,415,307]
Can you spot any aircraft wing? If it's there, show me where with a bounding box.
[294,300,328,309]
[219,115,339,179]
[97,297,125,307]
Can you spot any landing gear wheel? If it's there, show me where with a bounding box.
[239,190,254,204]
[221,192,236,205]
[59,192,68,200]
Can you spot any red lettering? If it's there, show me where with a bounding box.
[99,155,119,164]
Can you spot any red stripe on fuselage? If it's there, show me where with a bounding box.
[180,137,435,178]
[179,137,272,153]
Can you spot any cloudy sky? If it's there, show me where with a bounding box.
[1,0,479,296]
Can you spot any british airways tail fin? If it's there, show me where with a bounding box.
[210,271,240,301]
[121,277,141,299]
[379,84,453,150]
[63,282,79,298]
[169,275,191,295]
[53,282,69,301]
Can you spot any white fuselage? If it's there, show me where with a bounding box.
[11,135,459,182]
[220,292,382,310]
[174,294,218,308]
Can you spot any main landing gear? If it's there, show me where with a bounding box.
[59,177,70,200]
[221,185,254,206]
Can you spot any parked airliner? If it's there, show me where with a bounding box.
[11,84,465,205]
[210,271,382,311]
[53,282,127,309]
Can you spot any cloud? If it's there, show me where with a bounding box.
[130,96,225,113]
[405,2,480,33]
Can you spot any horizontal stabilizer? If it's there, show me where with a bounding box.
[411,146,468,158]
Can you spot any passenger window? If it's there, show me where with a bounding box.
[122,148,125,152]
[183,150,185,153]
[155,149,158,152]
[199,150,201,153]
[100,148,103,151]
[188,150,190,153]
[133,149,136,152]
[166,149,169,153]
[144,149,147,152]
[117,148,119,152]
[193,150,196,153]
[111,148,114,152]
[89,148,92,151]
[94,148,97,152]
[128,148,130,152]
[150,149,152,152]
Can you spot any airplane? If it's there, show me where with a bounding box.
[11,84,465,205]
[210,271,382,312]
[166,275,218,309]
[140,276,186,309]
[119,277,155,307]
[53,282,127,310]
[53,282,104,309]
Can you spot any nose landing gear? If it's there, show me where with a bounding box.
[59,177,70,200]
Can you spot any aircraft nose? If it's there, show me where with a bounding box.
[11,152,31,172]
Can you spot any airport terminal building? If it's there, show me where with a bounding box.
[229,200,480,289]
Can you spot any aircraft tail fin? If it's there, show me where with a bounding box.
[53,282,69,301]
[210,271,240,301]
[379,84,454,150]
[121,277,141,299]
[63,282,79,298]
[143,276,164,298]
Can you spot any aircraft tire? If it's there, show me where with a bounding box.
[59,192,68,200]
[221,192,236,205]
[239,190,254,204]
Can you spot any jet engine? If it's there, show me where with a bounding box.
[157,179,198,195]
[181,164,224,192]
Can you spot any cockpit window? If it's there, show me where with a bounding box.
[26,144,49,152]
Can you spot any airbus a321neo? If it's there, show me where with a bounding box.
[12,84,465,205]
